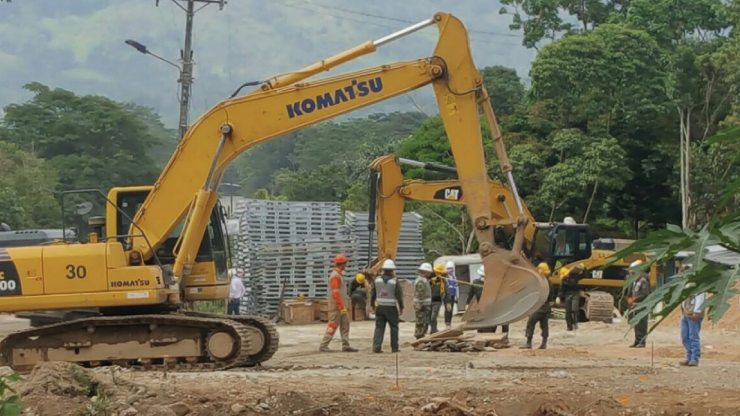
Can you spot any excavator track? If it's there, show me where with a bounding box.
[584,291,615,323]
[0,314,254,373]
[183,312,280,366]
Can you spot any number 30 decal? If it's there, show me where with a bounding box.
[66,265,87,279]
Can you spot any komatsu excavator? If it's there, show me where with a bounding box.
[367,155,656,322]
[0,12,548,372]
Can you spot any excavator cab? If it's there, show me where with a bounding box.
[532,222,592,272]
[107,186,231,301]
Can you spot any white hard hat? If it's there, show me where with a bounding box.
[228,268,237,278]
[382,259,397,270]
[477,265,485,277]
[418,262,433,273]
[630,259,643,269]
[563,216,576,225]
[445,260,455,269]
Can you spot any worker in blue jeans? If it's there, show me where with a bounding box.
[227,268,245,315]
[680,291,705,367]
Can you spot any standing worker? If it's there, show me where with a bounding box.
[679,265,704,366]
[444,261,458,329]
[557,263,585,331]
[466,265,485,307]
[466,265,508,335]
[319,254,359,353]
[627,260,650,348]
[371,259,405,353]
[227,268,245,315]
[413,263,434,339]
[522,262,553,349]
[349,272,368,321]
[429,264,449,334]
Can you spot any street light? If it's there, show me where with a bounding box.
[124,39,189,140]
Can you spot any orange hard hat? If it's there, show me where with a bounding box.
[334,254,347,264]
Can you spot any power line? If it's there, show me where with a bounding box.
[297,0,522,39]
[269,0,520,46]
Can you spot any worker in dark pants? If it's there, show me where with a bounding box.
[466,265,500,334]
[628,259,650,348]
[522,262,553,349]
[371,259,404,353]
[349,272,367,320]
[557,263,585,331]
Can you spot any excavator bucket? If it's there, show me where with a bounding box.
[461,251,550,329]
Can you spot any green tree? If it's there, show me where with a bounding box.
[534,129,631,223]
[1,83,162,192]
[499,0,632,48]
[529,24,666,135]
[0,141,60,228]
[480,66,525,117]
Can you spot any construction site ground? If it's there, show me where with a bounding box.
[3,314,740,416]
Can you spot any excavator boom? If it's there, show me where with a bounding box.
[127,12,547,328]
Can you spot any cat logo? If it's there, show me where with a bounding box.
[433,186,464,202]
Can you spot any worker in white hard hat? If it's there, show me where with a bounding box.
[371,259,404,353]
[444,260,458,329]
[627,259,650,348]
[413,263,434,339]
[227,268,245,315]
[466,265,485,308]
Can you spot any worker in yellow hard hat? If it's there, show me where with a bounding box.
[557,263,586,331]
[349,272,368,321]
[522,261,554,349]
[429,264,449,334]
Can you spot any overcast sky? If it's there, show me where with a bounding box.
[0,0,535,127]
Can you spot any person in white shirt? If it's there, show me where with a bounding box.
[228,268,245,315]
[679,265,705,367]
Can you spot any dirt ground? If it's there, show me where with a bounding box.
[3,314,740,416]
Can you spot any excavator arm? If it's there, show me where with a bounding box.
[368,154,537,272]
[129,12,548,327]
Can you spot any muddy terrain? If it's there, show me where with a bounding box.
[3,314,740,416]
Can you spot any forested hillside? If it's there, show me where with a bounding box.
[1,0,739,261]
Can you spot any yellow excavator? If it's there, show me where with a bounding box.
[0,12,549,372]
[367,155,656,322]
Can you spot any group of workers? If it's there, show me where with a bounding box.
[315,252,706,367]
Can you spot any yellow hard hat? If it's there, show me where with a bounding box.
[630,259,644,269]
[434,264,447,274]
[537,262,551,275]
[558,267,570,277]
[356,273,366,284]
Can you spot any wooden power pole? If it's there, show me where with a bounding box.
[157,0,226,140]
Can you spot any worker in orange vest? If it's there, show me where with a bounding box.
[319,254,359,352]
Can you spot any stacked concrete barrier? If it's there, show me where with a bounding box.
[343,211,424,280]
[234,199,357,315]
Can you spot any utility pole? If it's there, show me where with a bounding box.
[156,0,226,140]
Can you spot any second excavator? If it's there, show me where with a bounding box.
[0,11,547,372]
[366,155,655,323]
